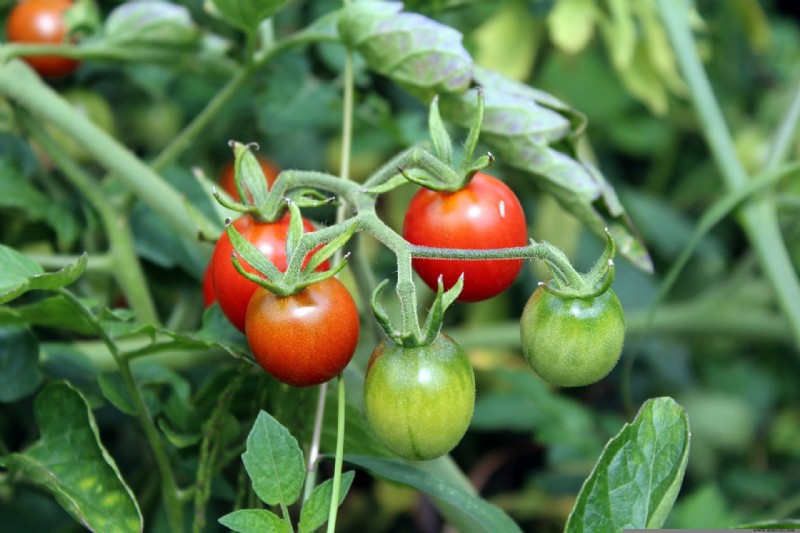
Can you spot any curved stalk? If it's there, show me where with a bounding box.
[656,0,800,348]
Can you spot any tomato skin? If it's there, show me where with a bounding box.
[245,277,360,387]
[402,172,528,302]
[6,0,80,78]
[520,286,625,387]
[210,214,329,332]
[364,334,475,461]
[218,156,280,203]
[202,264,215,308]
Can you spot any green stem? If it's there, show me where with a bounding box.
[303,383,328,503]
[0,59,209,243]
[57,289,183,531]
[26,253,112,273]
[21,112,159,324]
[764,79,800,169]
[326,375,346,533]
[657,0,800,348]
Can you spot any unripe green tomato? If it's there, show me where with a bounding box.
[520,286,625,387]
[122,99,184,152]
[364,334,475,461]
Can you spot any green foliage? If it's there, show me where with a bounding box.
[4,382,143,532]
[565,397,690,532]
[1,0,799,531]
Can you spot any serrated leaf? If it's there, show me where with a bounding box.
[218,509,289,533]
[4,382,143,532]
[565,397,690,532]
[298,471,355,533]
[242,411,306,507]
[338,2,473,96]
[0,246,87,304]
[344,455,521,533]
[0,326,42,402]
[209,0,290,34]
[0,294,97,334]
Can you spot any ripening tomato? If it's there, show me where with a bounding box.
[6,0,80,78]
[363,333,475,461]
[218,156,280,203]
[210,214,329,332]
[520,286,625,387]
[245,277,360,387]
[202,264,215,307]
[402,172,528,302]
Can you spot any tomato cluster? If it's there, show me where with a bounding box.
[203,157,624,459]
[6,0,80,78]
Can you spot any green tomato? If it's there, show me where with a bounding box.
[122,99,184,152]
[520,286,625,387]
[364,334,475,461]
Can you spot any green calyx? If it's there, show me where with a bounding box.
[398,88,494,193]
[213,141,336,223]
[539,228,617,299]
[225,200,358,297]
[371,275,464,348]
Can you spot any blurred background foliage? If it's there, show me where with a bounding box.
[1,0,799,531]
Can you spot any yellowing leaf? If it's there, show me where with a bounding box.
[547,0,597,55]
[473,0,541,81]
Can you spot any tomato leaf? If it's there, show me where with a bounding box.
[0,245,87,305]
[0,161,80,249]
[233,141,271,207]
[565,396,690,532]
[0,326,42,403]
[209,0,290,35]
[242,410,306,507]
[103,1,200,52]
[4,382,143,532]
[338,2,472,98]
[218,509,290,533]
[438,68,653,272]
[344,455,522,533]
[297,470,355,533]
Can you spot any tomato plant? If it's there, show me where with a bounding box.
[520,285,625,387]
[245,277,359,387]
[363,333,475,461]
[5,0,80,77]
[218,156,279,202]
[402,171,529,302]
[210,214,329,332]
[46,88,116,161]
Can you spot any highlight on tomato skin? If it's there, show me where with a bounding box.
[6,0,81,78]
[218,156,280,203]
[402,171,529,303]
[209,214,330,332]
[244,277,360,387]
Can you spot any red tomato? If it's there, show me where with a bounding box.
[246,277,360,387]
[202,264,216,308]
[218,156,280,203]
[402,172,528,302]
[210,214,329,332]
[6,0,80,78]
